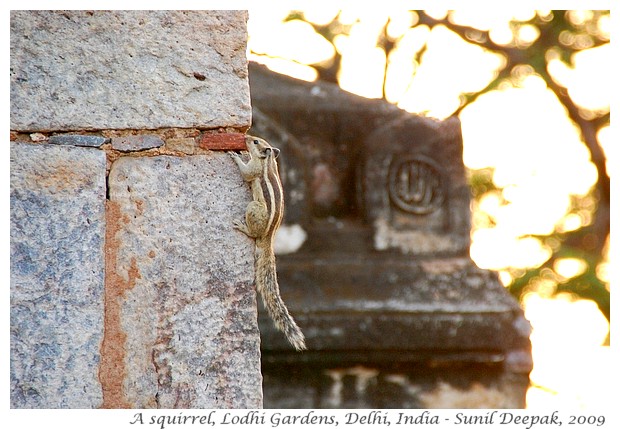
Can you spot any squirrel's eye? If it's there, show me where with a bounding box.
[253,140,259,145]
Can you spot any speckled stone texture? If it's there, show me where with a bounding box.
[111,135,164,152]
[48,134,108,147]
[10,9,261,409]
[10,10,251,131]
[105,153,262,408]
[10,142,106,408]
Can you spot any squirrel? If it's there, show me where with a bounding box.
[229,135,306,351]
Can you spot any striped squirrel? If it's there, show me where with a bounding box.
[229,136,306,351]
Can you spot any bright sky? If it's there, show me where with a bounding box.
[247,8,611,410]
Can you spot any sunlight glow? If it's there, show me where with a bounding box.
[249,55,318,82]
[460,82,598,197]
[249,18,335,66]
[396,26,504,118]
[384,26,429,103]
[489,25,514,46]
[498,270,513,286]
[597,14,610,38]
[334,12,391,98]
[338,44,387,98]
[386,11,417,39]
[597,262,609,285]
[450,9,537,46]
[597,125,614,175]
[524,294,610,409]
[558,213,585,233]
[301,7,340,26]
[547,44,610,113]
[471,230,552,270]
[554,258,588,279]
[517,24,540,45]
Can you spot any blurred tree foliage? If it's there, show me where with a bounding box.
[284,10,610,321]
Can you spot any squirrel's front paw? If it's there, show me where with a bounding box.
[232,219,251,236]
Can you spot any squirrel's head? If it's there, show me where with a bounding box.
[245,135,280,160]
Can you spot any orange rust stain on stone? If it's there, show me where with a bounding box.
[99,200,141,409]
[26,162,96,194]
[135,199,144,215]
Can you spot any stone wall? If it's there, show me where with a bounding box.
[10,10,262,409]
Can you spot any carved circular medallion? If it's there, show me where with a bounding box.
[388,155,445,214]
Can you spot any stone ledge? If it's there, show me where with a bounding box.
[10,10,251,131]
[260,254,531,366]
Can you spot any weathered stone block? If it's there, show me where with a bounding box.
[10,10,251,131]
[111,135,164,152]
[166,138,196,155]
[105,153,262,408]
[362,116,471,255]
[29,133,47,142]
[49,134,108,147]
[10,142,106,408]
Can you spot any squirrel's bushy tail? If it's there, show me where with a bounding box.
[255,239,306,351]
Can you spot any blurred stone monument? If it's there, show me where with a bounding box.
[249,62,532,408]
